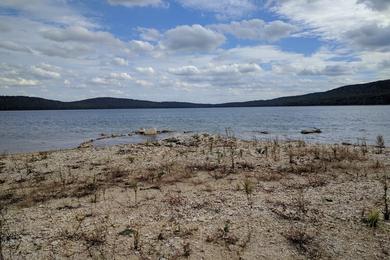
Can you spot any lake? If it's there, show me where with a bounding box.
[0,106,389,153]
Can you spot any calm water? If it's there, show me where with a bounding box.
[0,106,389,153]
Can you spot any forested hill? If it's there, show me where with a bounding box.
[1,79,389,110]
[216,79,390,107]
[0,97,211,110]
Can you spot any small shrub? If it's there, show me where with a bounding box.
[243,179,254,208]
[288,149,294,164]
[164,193,183,207]
[376,135,385,153]
[243,179,254,198]
[128,180,138,206]
[363,209,380,227]
[284,226,313,252]
[183,242,191,257]
[223,221,230,233]
[383,174,389,221]
[133,229,140,250]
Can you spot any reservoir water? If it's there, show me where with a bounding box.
[0,106,389,153]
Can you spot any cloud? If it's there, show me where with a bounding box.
[0,0,95,27]
[91,77,111,85]
[358,0,390,10]
[109,72,133,80]
[135,79,153,87]
[137,27,161,42]
[41,26,120,45]
[177,0,257,19]
[107,0,164,7]
[299,65,353,76]
[271,0,390,50]
[1,0,389,102]
[169,63,262,77]
[112,57,129,66]
[36,44,92,58]
[345,23,390,51]
[31,63,61,79]
[90,72,154,88]
[0,76,40,87]
[0,41,33,53]
[210,19,297,42]
[136,67,155,74]
[128,40,155,53]
[169,65,200,76]
[162,24,225,52]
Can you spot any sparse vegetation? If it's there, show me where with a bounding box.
[383,173,389,221]
[363,209,380,227]
[243,179,254,207]
[284,226,313,253]
[0,133,389,259]
[376,135,385,154]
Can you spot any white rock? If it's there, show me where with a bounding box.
[144,128,158,135]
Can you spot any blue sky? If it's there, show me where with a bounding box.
[0,0,389,103]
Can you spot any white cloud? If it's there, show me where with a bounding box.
[271,0,390,50]
[169,65,200,75]
[36,44,92,58]
[41,26,121,45]
[107,0,164,7]
[31,63,61,79]
[137,27,161,42]
[109,72,133,80]
[0,0,389,102]
[210,19,297,42]
[177,0,257,19]
[0,76,40,87]
[112,57,128,66]
[91,77,110,85]
[170,63,262,75]
[136,67,155,74]
[128,40,155,53]
[162,24,225,51]
[0,0,95,28]
[358,0,390,10]
[135,79,153,87]
[0,41,33,53]
[299,65,353,76]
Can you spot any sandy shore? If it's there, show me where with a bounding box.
[0,133,389,259]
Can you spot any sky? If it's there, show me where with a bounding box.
[0,0,389,103]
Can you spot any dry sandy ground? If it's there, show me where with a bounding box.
[0,134,389,259]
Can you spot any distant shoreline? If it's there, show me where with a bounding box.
[1,104,390,112]
[1,79,389,110]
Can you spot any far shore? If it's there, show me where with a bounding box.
[0,133,389,259]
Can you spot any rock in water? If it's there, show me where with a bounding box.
[135,128,146,135]
[144,128,158,135]
[301,128,322,134]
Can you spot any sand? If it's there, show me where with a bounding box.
[0,133,389,259]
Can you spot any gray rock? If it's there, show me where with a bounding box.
[301,128,322,134]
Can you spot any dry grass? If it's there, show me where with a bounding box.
[0,134,389,259]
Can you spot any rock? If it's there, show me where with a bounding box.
[159,129,174,134]
[78,139,94,148]
[135,128,157,135]
[301,128,322,134]
[144,128,158,135]
[135,128,146,134]
[164,137,181,144]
